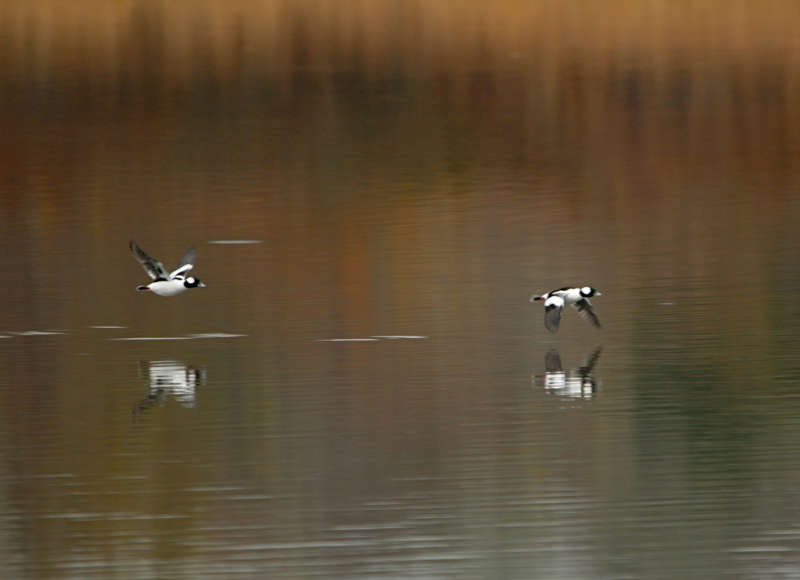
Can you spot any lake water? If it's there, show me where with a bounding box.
[2,3,800,578]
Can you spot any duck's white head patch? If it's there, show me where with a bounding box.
[581,286,592,296]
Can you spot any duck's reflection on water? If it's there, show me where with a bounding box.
[533,347,602,399]
[133,360,206,415]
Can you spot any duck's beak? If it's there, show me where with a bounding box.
[199,281,207,288]
[595,291,602,296]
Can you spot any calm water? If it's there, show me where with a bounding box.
[2,3,800,579]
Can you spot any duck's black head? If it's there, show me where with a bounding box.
[184,276,206,289]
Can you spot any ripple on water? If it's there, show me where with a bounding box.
[207,239,263,245]
[186,333,247,339]
[316,336,426,342]
[111,333,246,341]
[110,337,193,341]
[315,338,379,342]
[11,330,67,336]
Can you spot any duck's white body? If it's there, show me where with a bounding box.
[142,279,193,297]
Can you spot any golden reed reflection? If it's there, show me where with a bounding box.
[2,1,797,194]
[2,2,798,100]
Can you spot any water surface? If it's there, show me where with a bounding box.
[1,3,800,578]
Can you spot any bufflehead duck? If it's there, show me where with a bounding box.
[130,241,206,296]
[530,286,602,332]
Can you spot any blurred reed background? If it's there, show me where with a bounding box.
[2,1,798,139]
[3,1,799,88]
[2,1,798,206]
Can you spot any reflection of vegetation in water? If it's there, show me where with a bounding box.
[3,2,796,202]
[2,2,797,125]
[3,2,797,82]
[626,280,800,499]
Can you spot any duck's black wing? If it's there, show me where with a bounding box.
[130,241,169,281]
[169,247,196,279]
[177,247,196,269]
[544,303,563,333]
[573,299,602,328]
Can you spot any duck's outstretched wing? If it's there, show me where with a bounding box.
[130,241,169,281]
[169,247,196,279]
[573,299,602,328]
[544,297,564,333]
